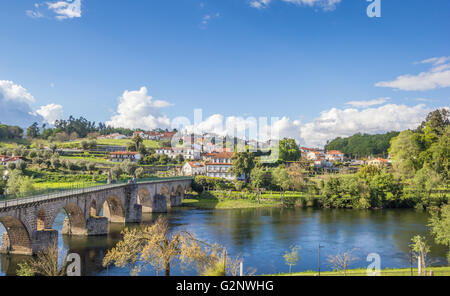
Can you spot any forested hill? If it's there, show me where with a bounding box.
[325,132,400,158]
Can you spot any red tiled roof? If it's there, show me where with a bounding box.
[327,150,344,155]
[210,152,234,159]
[188,161,205,168]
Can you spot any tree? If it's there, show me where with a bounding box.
[111,166,123,180]
[121,160,137,176]
[16,243,67,276]
[81,141,90,150]
[428,204,450,262]
[271,165,291,193]
[389,130,422,179]
[250,166,266,192]
[410,235,430,275]
[283,245,301,274]
[132,134,143,152]
[6,170,35,195]
[327,249,359,276]
[135,167,145,178]
[279,138,301,162]
[26,122,40,139]
[87,162,97,172]
[102,216,222,276]
[16,160,27,171]
[231,152,255,183]
[51,157,61,170]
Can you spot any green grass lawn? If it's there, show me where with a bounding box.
[182,194,281,209]
[269,266,450,276]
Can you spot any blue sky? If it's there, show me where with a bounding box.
[0,0,449,146]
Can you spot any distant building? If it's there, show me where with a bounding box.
[306,151,325,161]
[367,158,389,168]
[205,152,234,180]
[182,161,206,176]
[155,146,200,160]
[312,158,334,169]
[325,150,345,162]
[109,151,141,162]
[1,156,27,166]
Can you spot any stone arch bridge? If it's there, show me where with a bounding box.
[0,177,192,255]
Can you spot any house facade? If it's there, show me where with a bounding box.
[325,150,345,162]
[155,146,201,160]
[109,151,141,162]
[182,161,206,176]
[205,152,234,180]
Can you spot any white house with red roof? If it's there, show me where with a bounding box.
[205,152,235,180]
[182,161,206,176]
[325,150,345,162]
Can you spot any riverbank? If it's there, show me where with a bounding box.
[269,266,450,276]
[182,194,282,209]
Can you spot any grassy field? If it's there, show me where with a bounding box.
[269,266,450,276]
[182,194,282,209]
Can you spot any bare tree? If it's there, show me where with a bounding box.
[327,249,359,276]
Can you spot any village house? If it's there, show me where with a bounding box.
[367,157,389,168]
[325,150,345,162]
[312,158,334,169]
[155,146,201,160]
[182,161,206,176]
[109,151,141,162]
[306,150,325,161]
[205,152,234,180]
[1,155,27,166]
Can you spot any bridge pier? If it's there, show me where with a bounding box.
[31,230,58,254]
[86,217,109,236]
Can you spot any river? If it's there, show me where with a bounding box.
[0,207,448,276]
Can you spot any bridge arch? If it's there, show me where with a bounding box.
[90,199,97,217]
[137,187,152,213]
[176,185,185,199]
[53,203,87,236]
[36,209,46,231]
[102,194,125,223]
[160,186,170,208]
[0,216,32,255]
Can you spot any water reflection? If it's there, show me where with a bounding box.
[0,208,447,276]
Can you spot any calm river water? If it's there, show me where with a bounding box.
[0,207,448,276]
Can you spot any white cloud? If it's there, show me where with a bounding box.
[106,86,173,130]
[376,56,450,91]
[47,0,82,20]
[250,0,272,9]
[0,80,42,126]
[298,104,431,146]
[0,80,35,104]
[345,97,389,108]
[250,0,341,10]
[179,103,434,147]
[201,13,220,27]
[36,104,64,124]
[282,0,341,11]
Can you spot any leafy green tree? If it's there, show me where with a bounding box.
[250,166,266,192]
[6,170,35,195]
[135,167,145,178]
[121,160,138,176]
[111,166,123,180]
[410,235,430,275]
[26,122,40,139]
[87,162,97,172]
[283,245,301,274]
[231,152,255,183]
[81,141,90,150]
[428,204,450,262]
[51,157,61,170]
[7,162,16,170]
[271,165,291,193]
[279,138,301,162]
[16,160,27,171]
[389,130,422,179]
[132,134,143,152]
